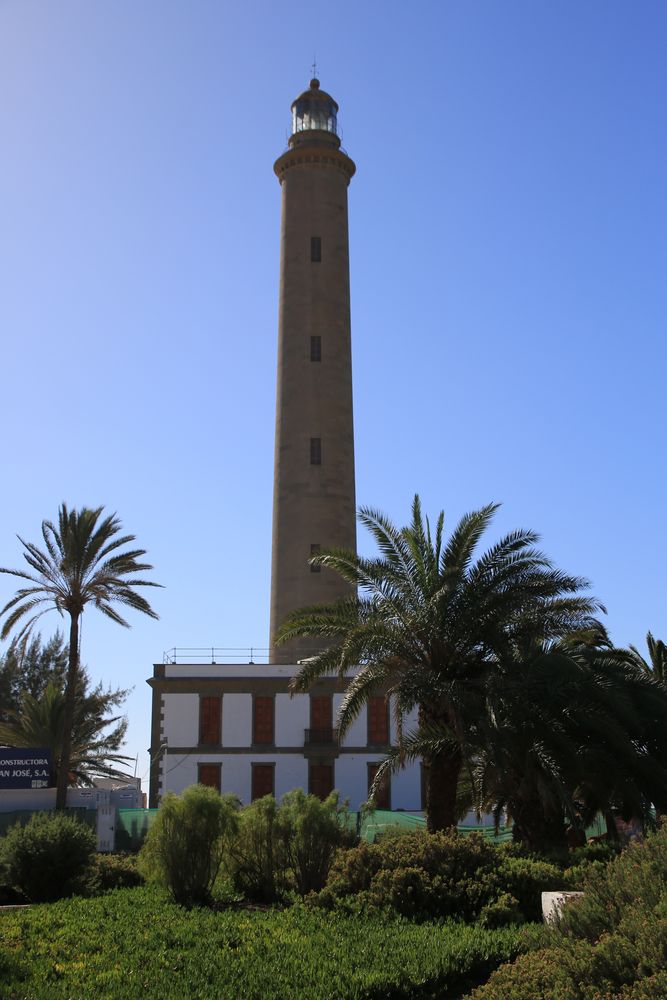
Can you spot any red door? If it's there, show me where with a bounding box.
[198,763,221,792]
[253,696,274,745]
[309,763,334,800]
[251,764,275,801]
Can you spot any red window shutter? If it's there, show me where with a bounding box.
[253,696,274,745]
[251,764,275,801]
[200,696,221,745]
[309,763,333,801]
[368,696,389,745]
[310,696,332,731]
[198,763,221,792]
[368,763,390,809]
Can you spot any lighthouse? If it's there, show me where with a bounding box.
[269,79,357,663]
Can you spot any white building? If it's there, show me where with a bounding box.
[148,657,421,810]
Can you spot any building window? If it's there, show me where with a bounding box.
[310,437,321,465]
[368,762,391,810]
[309,762,333,800]
[368,696,389,746]
[310,335,322,362]
[253,695,274,746]
[310,543,321,572]
[311,236,321,262]
[198,763,221,792]
[199,695,221,745]
[310,695,332,735]
[251,763,275,801]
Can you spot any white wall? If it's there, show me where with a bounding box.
[392,760,422,811]
[275,693,308,746]
[163,693,199,746]
[336,697,366,747]
[274,756,309,800]
[222,694,252,746]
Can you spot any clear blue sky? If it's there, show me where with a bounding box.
[2,1,665,783]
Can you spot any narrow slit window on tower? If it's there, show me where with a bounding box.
[311,236,322,262]
[310,437,321,465]
[310,335,322,362]
[310,543,321,572]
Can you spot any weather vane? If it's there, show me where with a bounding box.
[311,57,318,79]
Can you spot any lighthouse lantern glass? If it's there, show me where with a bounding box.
[292,98,337,135]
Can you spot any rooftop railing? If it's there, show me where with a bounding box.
[163,647,271,665]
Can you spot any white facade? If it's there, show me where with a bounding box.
[149,661,422,811]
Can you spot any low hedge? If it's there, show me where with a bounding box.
[0,885,526,998]
[469,822,667,998]
[310,829,564,924]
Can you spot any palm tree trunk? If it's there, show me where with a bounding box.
[425,747,462,832]
[55,614,79,810]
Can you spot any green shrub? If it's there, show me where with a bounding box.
[496,855,565,922]
[226,791,353,902]
[0,811,95,902]
[311,829,559,923]
[86,852,145,893]
[470,822,667,999]
[226,794,286,902]
[278,789,354,896]
[139,785,239,907]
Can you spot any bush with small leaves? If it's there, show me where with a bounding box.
[470,822,667,999]
[85,852,145,893]
[1,811,95,902]
[311,829,567,923]
[138,784,239,907]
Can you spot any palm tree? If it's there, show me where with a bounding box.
[0,677,133,786]
[628,632,667,686]
[0,505,160,808]
[276,496,604,831]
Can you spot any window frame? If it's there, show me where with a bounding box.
[197,762,221,792]
[252,694,275,747]
[199,695,222,746]
[367,695,390,747]
[251,762,276,801]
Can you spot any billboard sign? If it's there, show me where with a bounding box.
[0,748,52,789]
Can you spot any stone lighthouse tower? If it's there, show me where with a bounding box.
[269,78,357,664]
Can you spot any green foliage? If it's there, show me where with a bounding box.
[311,829,566,923]
[277,495,604,832]
[470,822,667,998]
[0,811,95,902]
[226,794,284,902]
[138,785,239,907]
[226,790,352,902]
[0,885,526,998]
[0,503,161,808]
[0,631,67,720]
[0,675,132,785]
[278,789,355,895]
[495,855,565,922]
[85,853,145,893]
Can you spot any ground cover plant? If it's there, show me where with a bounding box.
[0,884,526,999]
[310,828,564,924]
[469,822,667,998]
